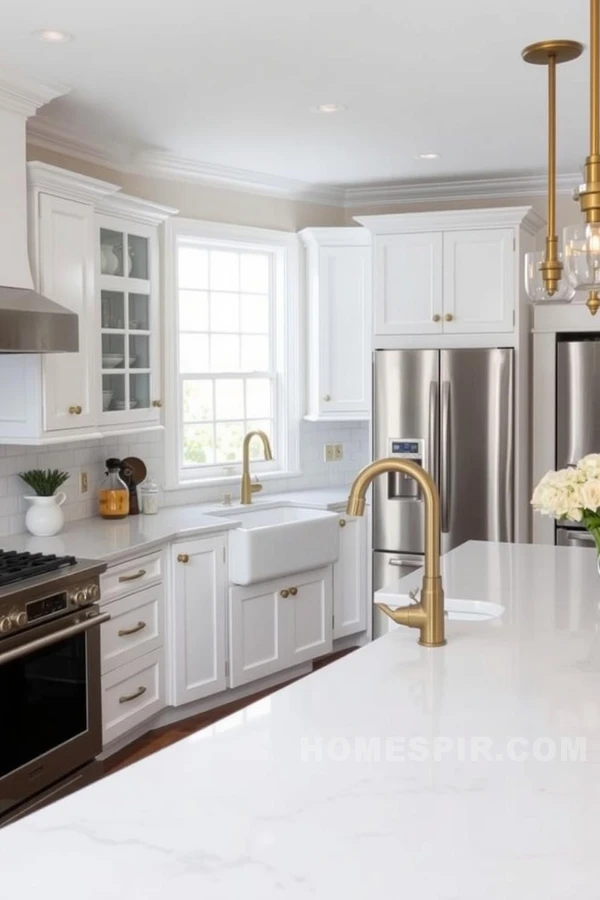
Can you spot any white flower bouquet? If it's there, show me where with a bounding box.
[532,454,600,551]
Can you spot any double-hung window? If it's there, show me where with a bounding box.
[166,220,299,487]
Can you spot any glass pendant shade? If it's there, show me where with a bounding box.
[524,250,576,302]
[563,223,600,290]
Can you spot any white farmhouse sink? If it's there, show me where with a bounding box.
[213,505,340,585]
[444,599,504,622]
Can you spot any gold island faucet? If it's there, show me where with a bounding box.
[347,458,446,647]
[240,430,274,504]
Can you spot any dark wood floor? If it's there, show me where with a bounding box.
[104,647,357,775]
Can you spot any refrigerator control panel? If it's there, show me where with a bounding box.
[389,438,424,461]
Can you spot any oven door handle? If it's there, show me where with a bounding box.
[0,612,111,667]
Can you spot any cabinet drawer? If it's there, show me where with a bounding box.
[102,650,165,746]
[101,584,164,674]
[101,550,163,605]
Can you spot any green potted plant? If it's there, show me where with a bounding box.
[19,469,70,536]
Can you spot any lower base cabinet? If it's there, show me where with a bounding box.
[333,515,368,638]
[170,534,228,705]
[228,566,333,687]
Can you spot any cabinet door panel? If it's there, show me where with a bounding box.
[375,233,443,335]
[228,582,283,687]
[38,194,96,430]
[318,246,370,416]
[333,517,367,639]
[171,536,227,705]
[443,229,514,333]
[288,568,333,665]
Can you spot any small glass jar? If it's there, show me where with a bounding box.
[140,475,159,515]
[98,458,130,519]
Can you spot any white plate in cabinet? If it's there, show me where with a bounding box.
[102,649,165,746]
[101,550,163,605]
[333,515,367,639]
[228,566,333,688]
[101,583,164,675]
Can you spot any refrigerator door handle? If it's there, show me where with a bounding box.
[429,380,439,485]
[388,557,424,567]
[441,380,451,534]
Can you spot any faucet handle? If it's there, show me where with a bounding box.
[408,588,420,606]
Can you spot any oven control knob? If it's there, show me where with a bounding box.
[9,611,27,628]
[72,589,87,607]
[0,616,12,633]
[85,584,100,602]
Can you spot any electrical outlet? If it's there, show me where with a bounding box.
[324,444,343,462]
[79,471,89,494]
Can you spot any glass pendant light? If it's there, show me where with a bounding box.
[563,0,600,314]
[522,40,582,303]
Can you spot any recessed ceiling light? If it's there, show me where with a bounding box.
[418,152,441,160]
[33,29,73,43]
[312,103,347,114]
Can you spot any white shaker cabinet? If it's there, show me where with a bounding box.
[38,193,97,431]
[300,228,371,421]
[373,232,443,335]
[443,229,514,333]
[169,535,228,706]
[356,208,542,340]
[228,567,333,687]
[333,514,367,639]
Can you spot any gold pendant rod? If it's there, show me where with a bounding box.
[592,0,599,156]
[548,53,557,240]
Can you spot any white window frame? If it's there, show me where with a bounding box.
[164,218,301,490]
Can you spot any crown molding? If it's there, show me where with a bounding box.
[96,191,178,225]
[0,67,68,118]
[134,150,346,206]
[345,172,580,209]
[298,226,371,247]
[355,206,546,235]
[27,161,120,204]
[24,116,581,212]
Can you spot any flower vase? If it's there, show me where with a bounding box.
[25,493,67,537]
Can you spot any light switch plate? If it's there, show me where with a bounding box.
[324,444,343,462]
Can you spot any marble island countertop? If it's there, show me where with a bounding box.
[3,486,351,564]
[2,540,600,898]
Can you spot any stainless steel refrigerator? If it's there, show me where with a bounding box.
[373,349,514,633]
[556,336,600,549]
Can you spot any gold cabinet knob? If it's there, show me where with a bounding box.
[432,314,441,323]
[444,313,454,322]
[339,518,347,528]
[323,394,331,402]
[280,589,289,598]
[177,553,189,563]
[152,400,162,408]
[289,587,298,596]
[69,405,82,415]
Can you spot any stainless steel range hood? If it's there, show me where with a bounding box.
[0,288,78,353]
[0,68,77,353]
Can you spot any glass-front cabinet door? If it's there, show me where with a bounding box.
[97,217,161,425]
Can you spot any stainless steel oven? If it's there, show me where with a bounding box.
[0,555,108,824]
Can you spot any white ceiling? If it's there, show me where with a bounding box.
[0,0,592,188]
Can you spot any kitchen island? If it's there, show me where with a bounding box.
[2,540,600,899]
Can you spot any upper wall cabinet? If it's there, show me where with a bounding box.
[300,228,371,421]
[0,163,176,445]
[356,208,543,341]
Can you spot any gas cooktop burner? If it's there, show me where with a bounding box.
[0,550,77,588]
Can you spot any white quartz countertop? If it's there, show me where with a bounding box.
[3,486,351,564]
[3,540,600,898]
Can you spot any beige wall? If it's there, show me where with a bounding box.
[26,144,345,231]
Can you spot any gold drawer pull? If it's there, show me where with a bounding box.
[280,589,289,598]
[444,313,454,322]
[119,685,147,704]
[177,554,189,563]
[117,620,146,637]
[339,518,347,528]
[432,314,441,323]
[152,400,162,408]
[118,569,146,583]
[289,587,298,596]
[68,405,82,415]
